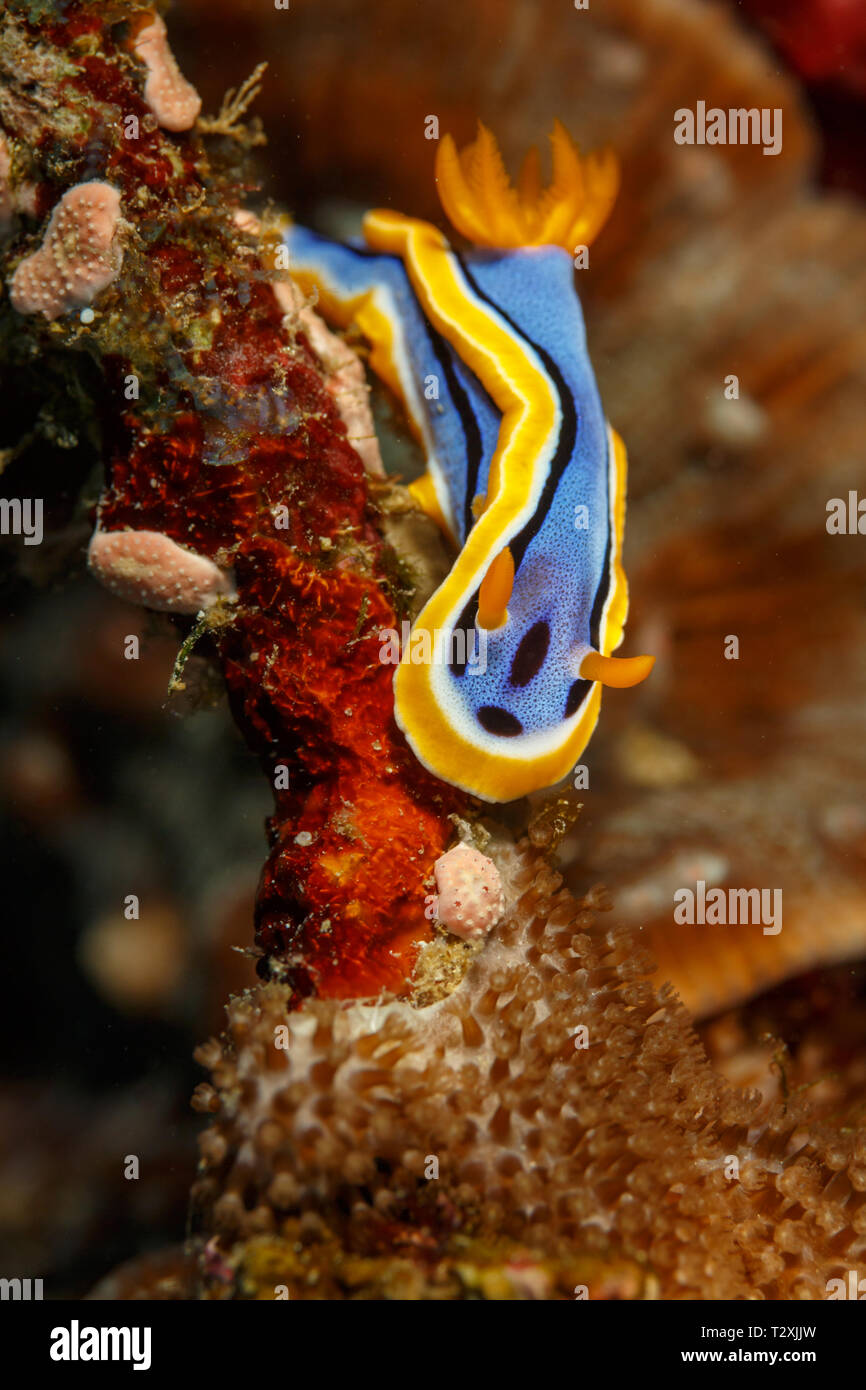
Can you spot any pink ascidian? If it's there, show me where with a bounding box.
[425,842,506,941]
[87,528,237,615]
[131,13,202,133]
[9,182,123,320]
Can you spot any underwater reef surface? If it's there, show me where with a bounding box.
[1,0,865,1299]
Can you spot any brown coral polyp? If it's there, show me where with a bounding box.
[191,844,866,1298]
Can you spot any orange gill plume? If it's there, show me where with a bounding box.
[434,119,620,251]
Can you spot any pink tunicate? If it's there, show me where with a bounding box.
[425,842,505,941]
[88,528,236,615]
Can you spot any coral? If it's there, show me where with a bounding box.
[426,842,505,941]
[191,844,866,1299]
[209,1227,649,1301]
[87,528,236,615]
[8,180,123,319]
[701,960,866,1134]
[130,11,201,133]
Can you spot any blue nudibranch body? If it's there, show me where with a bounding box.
[284,122,653,802]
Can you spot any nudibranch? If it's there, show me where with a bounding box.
[284,122,653,801]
